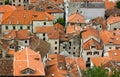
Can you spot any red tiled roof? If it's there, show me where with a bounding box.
[70,0,103,2]
[104,0,116,10]
[14,47,45,76]
[68,13,85,24]
[2,10,54,25]
[66,25,81,34]
[99,30,120,45]
[82,26,99,39]
[108,50,120,62]
[0,5,16,13]
[91,57,112,67]
[107,16,120,24]
[31,0,37,3]
[16,29,29,40]
[82,39,103,50]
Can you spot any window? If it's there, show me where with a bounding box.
[43,33,45,36]
[43,38,45,40]
[55,47,57,50]
[54,52,57,54]
[69,52,71,54]
[91,45,95,49]
[13,4,15,6]
[21,68,35,74]
[44,22,46,25]
[13,0,15,2]
[73,47,75,49]
[63,46,65,49]
[73,52,75,55]
[94,52,99,55]
[55,41,57,44]
[27,26,30,30]
[19,0,21,2]
[109,47,112,49]
[13,26,15,30]
[87,52,92,55]
[25,40,27,43]
[69,42,71,46]
[69,47,71,49]
[114,28,117,30]
[20,26,23,30]
[6,26,8,30]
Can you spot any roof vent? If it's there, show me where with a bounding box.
[114,53,117,56]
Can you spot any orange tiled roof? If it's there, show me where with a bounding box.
[7,49,15,55]
[70,0,103,2]
[104,0,116,10]
[82,26,99,39]
[66,25,81,34]
[14,47,45,76]
[108,50,120,62]
[91,57,112,67]
[2,10,54,25]
[54,23,64,31]
[77,58,86,70]
[0,5,16,13]
[16,29,29,40]
[31,0,37,3]
[107,16,120,24]
[82,39,103,50]
[99,30,120,44]
[2,29,30,40]
[68,13,85,24]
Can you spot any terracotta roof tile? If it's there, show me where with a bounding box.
[2,10,54,25]
[82,26,99,39]
[104,0,116,10]
[7,49,15,55]
[16,29,29,40]
[82,39,103,50]
[70,0,103,2]
[108,50,120,62]
[107,16,120,24]
[66,25,81,34]
[14,47,45,76]
[99,30,120,44]
[68,13,85,24]
[0,5,16,13]
[91,57,112,67]
[31,0,37,3]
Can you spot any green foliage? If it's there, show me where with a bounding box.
[4,0,9,4]
[116,1,120,9]
[55,18,65,27]
[110,69,120,77]
[83,66,108,77]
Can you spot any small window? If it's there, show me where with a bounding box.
[87,52,92,55]
[43,38,45,40]
[94,52,99,55]
[73,47,75,49]
[91,45,95,49]
[63,46,65,49]
[69,52,71,54]
[114,28,117,30]
[69,47,71,49]
[44,22,46,25]
[55,41,57,44]
[6,26,8,30]
[54,52,57,54]
[55,47,57,50]
[25,40,27,43]
[43,33,45,36]
[13,26,15,30]
[27,26,30,30]
[69,42,71,46]
[109,47,112,49]
[73,52,75,55]
[20,26,23,30]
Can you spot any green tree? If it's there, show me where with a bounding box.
[110,69,120,77]
[4,0,9,4]
[55,18,65,27]
[83,66,108,77]
[116,1,120,9]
